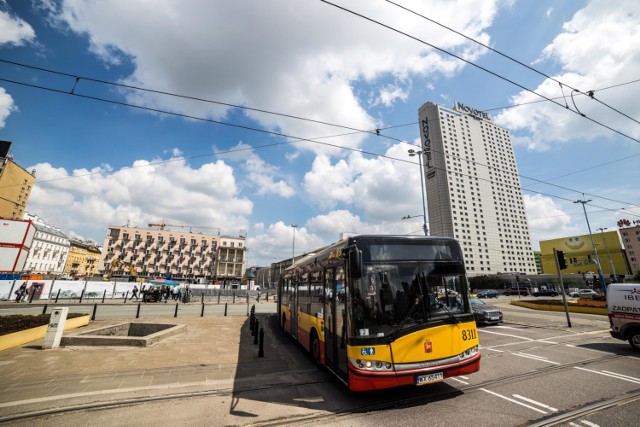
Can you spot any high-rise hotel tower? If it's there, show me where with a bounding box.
[418,101,536,275]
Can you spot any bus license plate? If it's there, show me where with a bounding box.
[416,372,444,386]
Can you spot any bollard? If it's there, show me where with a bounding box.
[136,303,141,319]
[250,313,255,335]
[55,289,61,303]
[42,304,48,315]
[246,293,249,304]
[224,302,228,316]
[29,288,36,304]
[233,293,236,304]
[201,302,205,317]
[174,302,179,317]
[91,303,98,321]
[102,289,106,304]
[78,289,84,304]
[217,292,220,304]
[123,291,129,303]
[254,320,259,345]
[266,292,269,302]
[201,293,204,304]
[258,328,264,357]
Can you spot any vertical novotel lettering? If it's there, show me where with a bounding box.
[455,102,491,121]
[421,117,433,171]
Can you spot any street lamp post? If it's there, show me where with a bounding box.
[408,149,428,236]
[597,227,617,282]
[574,198,606,293]
[291,224,297,267]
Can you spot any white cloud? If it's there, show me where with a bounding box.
[523,194,575,248]
[222,142,295,198]
[495,0,640,150]
[27,156,253,243]
[0,87,15,128]
[375,84,410,108]
[302,142,425,222]
[46,0,500,157]
[0,4,36,46]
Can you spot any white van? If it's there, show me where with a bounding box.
[606,283,640,350]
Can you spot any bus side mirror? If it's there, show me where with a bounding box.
[349,247,363,279]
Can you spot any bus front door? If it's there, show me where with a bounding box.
[335,270,348,382]
[324,268,336,370]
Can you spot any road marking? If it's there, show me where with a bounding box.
[513,394,558,411]
[574,367,640,384]
[601,370,640,382]
[480,388,548,414]
[449,377,469,385]
[514,352,561,365]
[479,330,535,340]
[580,420,600,427]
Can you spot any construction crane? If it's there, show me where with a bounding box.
[148,222,221,234]
[104,259,138,281]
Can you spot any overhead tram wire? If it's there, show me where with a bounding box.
[2,74,639,215]
[0,58,403,144]
[3,57,639,192]
[385,0,640,127]
[318,0,640,146]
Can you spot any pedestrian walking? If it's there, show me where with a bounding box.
[256,286,261,302]
[131,285,139,300]
[15,281,27,303]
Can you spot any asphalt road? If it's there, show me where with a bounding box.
[3,296,639,426]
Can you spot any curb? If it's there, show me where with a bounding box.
[0,315,91,351]
[511,300,608,316]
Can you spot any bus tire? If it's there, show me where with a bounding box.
[310,329,321,365]
[629,330,640,351]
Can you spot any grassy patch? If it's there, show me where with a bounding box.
[0,314,87,336]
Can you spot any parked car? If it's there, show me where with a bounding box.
[469,297,503,325]
[476,289,499,299]
[532,289,558,297]
[569,289,598,298]
[503,287,529,296]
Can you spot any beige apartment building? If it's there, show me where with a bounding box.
[98,225,246,284]
[0,155,35,219]
[619,222,640,275]
[64,239,102,279]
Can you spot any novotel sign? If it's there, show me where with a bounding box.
[420,115,434,173]
[454,101,491,121]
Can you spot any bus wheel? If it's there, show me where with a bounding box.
[629,331,640,351]
[310,330,321,365]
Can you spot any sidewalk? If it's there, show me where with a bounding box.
[0,313,321,422]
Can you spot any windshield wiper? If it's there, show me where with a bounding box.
[391,295,423,338]
[436,301,460,324]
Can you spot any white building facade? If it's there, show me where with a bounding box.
[418,101,536,275]
[23,214,70,275]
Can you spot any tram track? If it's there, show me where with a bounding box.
[1,347,634,426]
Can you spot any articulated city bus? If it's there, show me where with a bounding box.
[277,235,480,391]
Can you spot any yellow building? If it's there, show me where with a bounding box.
[540,231,629,276]
[64,239,102,278]
[0,155,35,219]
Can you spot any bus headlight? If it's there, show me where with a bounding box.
[351,358,394,371]
[459,345,479,361]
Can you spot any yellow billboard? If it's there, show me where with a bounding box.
[540,231,628,275]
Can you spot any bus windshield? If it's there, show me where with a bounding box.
[351,260,468,339]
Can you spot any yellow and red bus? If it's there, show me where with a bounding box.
[277,235,480,392]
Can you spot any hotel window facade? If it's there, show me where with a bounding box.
[418,101,536,275]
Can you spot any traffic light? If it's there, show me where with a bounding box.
[556,250,567,270]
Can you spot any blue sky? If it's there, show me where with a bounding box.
[1,0,639,268]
